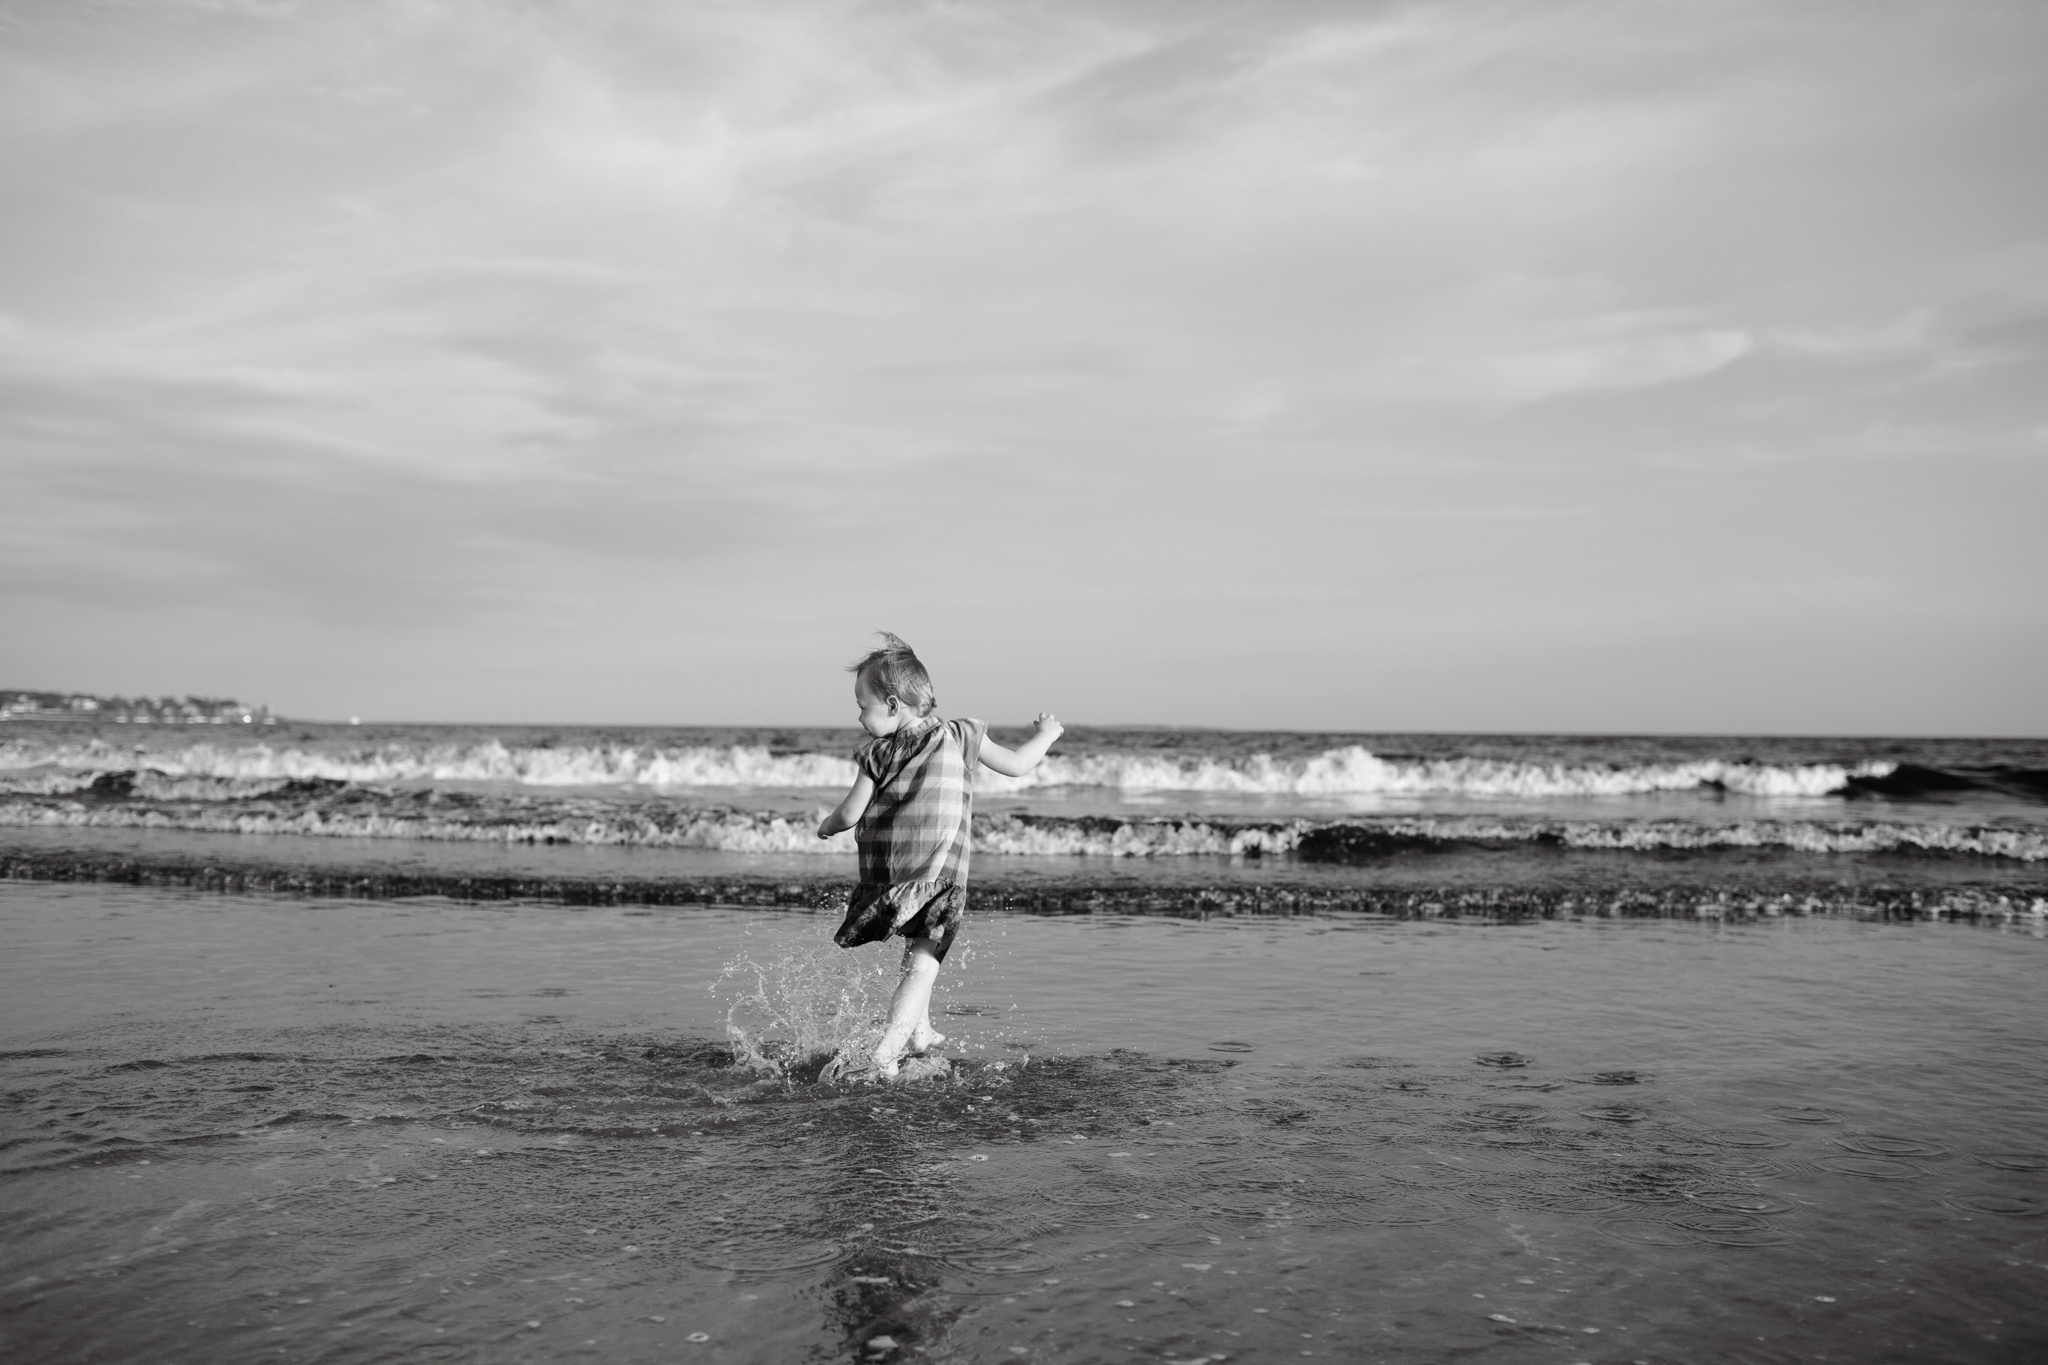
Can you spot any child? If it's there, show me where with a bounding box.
[816,632,1062,1078]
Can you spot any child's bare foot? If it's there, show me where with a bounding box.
[908,1025,947,1056]
[870,1032,909,1078]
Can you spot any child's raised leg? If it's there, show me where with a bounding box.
[872,937,946,1075]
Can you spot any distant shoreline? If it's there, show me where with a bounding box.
[1,689,272,725]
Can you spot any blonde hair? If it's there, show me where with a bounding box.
[848,631,936,717]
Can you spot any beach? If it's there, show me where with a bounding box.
[10,2,2044,1357]
[4,722,2047,1362]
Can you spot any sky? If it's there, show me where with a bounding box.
[2,0,2043,734]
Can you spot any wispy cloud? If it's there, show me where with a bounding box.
[1,0,2042,730]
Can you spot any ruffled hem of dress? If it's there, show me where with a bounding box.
[834,878,966,960]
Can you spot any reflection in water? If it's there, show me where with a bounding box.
[7,1022,2047,1362]
[4,893,2047,1364]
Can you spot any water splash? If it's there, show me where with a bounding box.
[715,924,893,1080]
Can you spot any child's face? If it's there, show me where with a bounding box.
[854,675,902,738]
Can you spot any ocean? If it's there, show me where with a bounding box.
[3,720,2045,1363]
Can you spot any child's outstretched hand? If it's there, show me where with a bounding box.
[1033,712,1064,742]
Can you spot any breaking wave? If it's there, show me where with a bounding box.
[0,738,1896,798]
[1014,751,1898,798]
[0,738,858,789]
[0,797,852,853]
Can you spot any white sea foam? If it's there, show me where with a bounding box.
[1554,819,2048,860]
[0,738,1892,797]
[985,749,1893,798]
[973,816,1302,857]
[1,800,2039,860]
[0,738,858,789]
[0,770,103,796]
[0,799,856,852]
[979,815,2048,861]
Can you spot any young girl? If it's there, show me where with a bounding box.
[816,632,1062,1078]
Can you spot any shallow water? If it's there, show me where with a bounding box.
[3,884,2045,1364]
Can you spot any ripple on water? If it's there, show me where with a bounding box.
[685,1234,843,1275]
[1683,1189,1794,1216]
[1244,1128,1347,1156]
[1039,1179,1154,1210]
[1698,1130,1790,1149]
[1766,1105,1843,1124]
[1201,1193,1313,1224]
[1692,1225,1795,1247]
[939,1248,1063,1276]
[1970,1151,2048,1172]
[1604,1203,1795,1248]
[1581,1106,1651,1125]
[1577,1161,1710,1204]
[1300,1176,1399,1207]
[1207,1041,1255,1053]
[1654,1141,1726,1158]
[1480,1185,1631,1215]
[1381,1163,1486,1189]
[1833,1135,1953,1160]
[1942,1194,2044,1218]
[1599,1219,1698,1246]
[1468,1103,1548,1127]
[1811,1156,1926,1181]
[1671,1211,1770,1233]
[884,1216,1020,1254]
[1474,1131,1550,1149]
[1574,1071,1653,1086]
[1475,1052,1534,1068]
[1330,1195,1466,1226]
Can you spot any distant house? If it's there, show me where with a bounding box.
[0,690,274,724]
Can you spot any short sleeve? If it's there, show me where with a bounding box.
[951,718,987,772]
[854,737,886,783]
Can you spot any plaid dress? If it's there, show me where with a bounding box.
[833,716,986,963]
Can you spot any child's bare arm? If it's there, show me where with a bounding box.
[817,773,876,838]
[980,713,1064,778]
